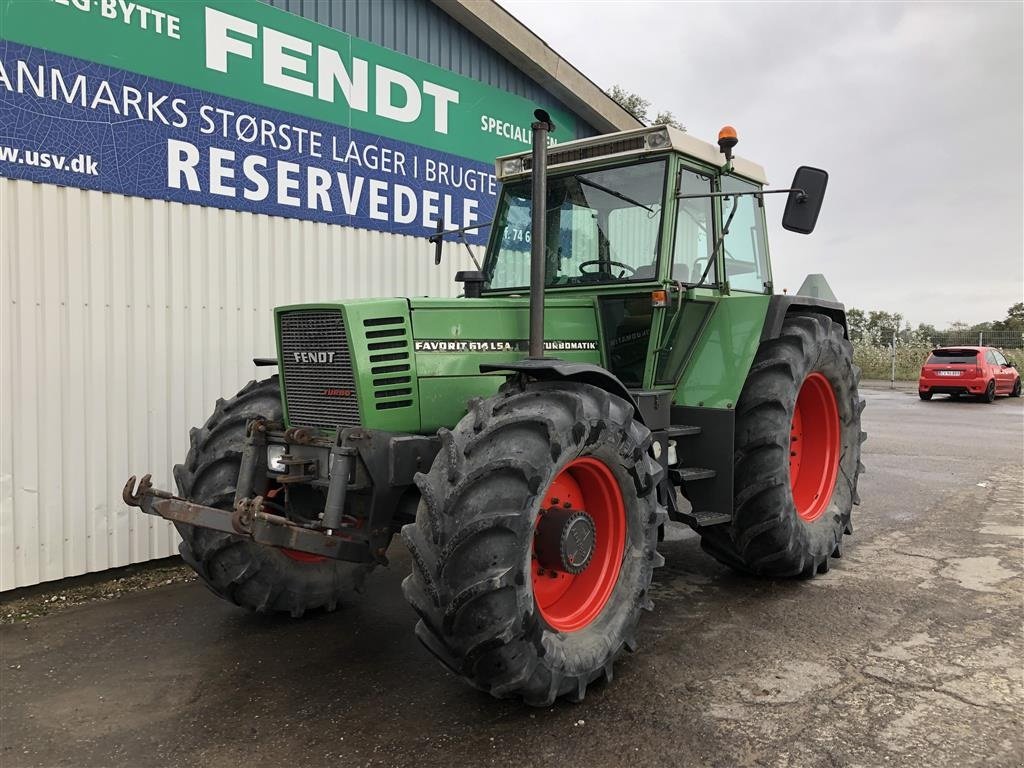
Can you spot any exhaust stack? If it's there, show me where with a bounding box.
[529,108,555,359]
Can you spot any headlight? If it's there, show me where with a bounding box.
[500,157,524,176]
[266,444,287,473]
[645,128,670,149]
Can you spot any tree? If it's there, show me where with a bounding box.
[606,85,650,123]
[865,310,903,346]
[1008,302,1024,325]
[992,302,1024,334]
[913,323,939,345]
[846,308,867,342]
[606,85,686,131]
[653,110,685,131]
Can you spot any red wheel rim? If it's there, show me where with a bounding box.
[532,457,626,632]
[265,486,327,564]
[789,372,841,522]
[282,548,326,564]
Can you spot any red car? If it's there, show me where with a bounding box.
[919,346,1021,402]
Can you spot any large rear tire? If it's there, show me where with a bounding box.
[700,313,865,577]
[173,376,373,616]
[402,380,665,705]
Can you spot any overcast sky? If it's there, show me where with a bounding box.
[499,0,1023,328]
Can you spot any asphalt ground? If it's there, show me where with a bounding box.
[2,387,1022,768]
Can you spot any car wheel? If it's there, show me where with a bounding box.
[919,392,932,401]
[980,380,996,403]
[1011,377,1021,398]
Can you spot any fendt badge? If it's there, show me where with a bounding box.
[292,351,336,364]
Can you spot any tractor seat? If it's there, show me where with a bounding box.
[634,265,657,280]
[630,264,691,282]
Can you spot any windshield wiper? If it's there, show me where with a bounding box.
[577,176,655,213]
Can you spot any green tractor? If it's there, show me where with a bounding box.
[125,112,864,706]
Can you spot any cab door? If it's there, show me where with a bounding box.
[649,167,719,388]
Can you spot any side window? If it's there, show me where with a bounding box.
[993,350,1007,366]
[721,176,770,293]
[986,349,999,365]
[673,169,714,284]
[491,196,532,288]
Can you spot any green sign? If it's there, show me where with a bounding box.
[0,0,576,162]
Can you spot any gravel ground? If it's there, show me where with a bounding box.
[2,386,1022,767]
[1,563,194,625]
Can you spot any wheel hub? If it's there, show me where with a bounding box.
[531,457,627,633]
[535,508,597,575]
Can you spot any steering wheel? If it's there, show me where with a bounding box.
[578,260,637,278]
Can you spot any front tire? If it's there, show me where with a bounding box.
[700,314,864,577]
[1011,377,1021,398]
[173,376,373,616]
[402,380,665,705]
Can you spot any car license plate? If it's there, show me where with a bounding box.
[937,370,961,376]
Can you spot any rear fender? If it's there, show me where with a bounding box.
[762,296,848,341]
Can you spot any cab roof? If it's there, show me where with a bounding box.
[495,124,768,185]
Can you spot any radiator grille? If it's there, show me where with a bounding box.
[279,309,359,431]
[364,316,415,411]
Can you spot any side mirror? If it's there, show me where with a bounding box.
[431,218,445,265]
[782,166,828,234]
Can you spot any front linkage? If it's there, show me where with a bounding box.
[124,417,439,564]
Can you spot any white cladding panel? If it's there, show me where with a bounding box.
[0,178,478,590]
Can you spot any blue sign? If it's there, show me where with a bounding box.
[0,41,495,243]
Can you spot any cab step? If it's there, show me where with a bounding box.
[670,466,717,484]
[680,509,732,528]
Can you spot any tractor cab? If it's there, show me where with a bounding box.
[486,124,769,295]
[471,123,825,397]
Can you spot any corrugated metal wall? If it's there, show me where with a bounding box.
[1,0,601,590]
[263,0,596,140]
[0,178,477,590]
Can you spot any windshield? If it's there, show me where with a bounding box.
[484,159,667,290]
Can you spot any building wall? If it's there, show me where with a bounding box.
[0,178,477,590]
[0,0,600,590]
[264,0,597,140]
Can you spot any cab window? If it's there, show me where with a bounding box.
[485,159,667,290]
[672,169,714,285]
[721,176,770,293]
